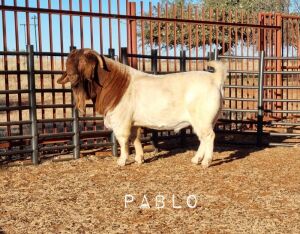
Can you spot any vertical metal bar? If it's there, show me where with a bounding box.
[195,5,199,70]
[157,2,162,72]
[109,48,118,157]
[79,0,84,48]
[1,1,11,138]
[151,49,158,151]
[166,1,169,72]
[257,50,265,146]
[140,1,145,71]
[120,47,128,65]
[188,4,192,71]
[180,50,186,146]
[149,2,153,51]
[173,4,177,71]
[37,0,45,134]
[48,0,56,134]
[70,46,80,159]
[69,0,74,47]
[13,0,23,139]
[59,0,67,133]
[99,0,103,54]
[89,0,94,49]
[127,2,137,68]
[27,45,39,164]
[108,0,112,49]
[275,14,283,116]
[117,0,121,59]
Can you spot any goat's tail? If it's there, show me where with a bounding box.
[207,61,227,87]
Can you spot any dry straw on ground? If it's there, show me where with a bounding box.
[0,146,299,233]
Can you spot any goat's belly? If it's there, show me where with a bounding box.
[132,110,190,132]
[133,120,190,132]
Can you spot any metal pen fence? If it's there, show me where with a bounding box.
[0,1,299,164]
[0,45,300,165]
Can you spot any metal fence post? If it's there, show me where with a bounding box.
[257,50,265,146]
[27,45,39,165]
[108,48,118,157]
[70,46,80,159]
[208,48,218,61]
[151,49,159,151]
[120,47,128,65]
[180,50,186,146]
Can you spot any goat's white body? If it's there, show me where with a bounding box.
[104,61,226,168]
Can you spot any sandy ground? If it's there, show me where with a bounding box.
[0,146,300,233]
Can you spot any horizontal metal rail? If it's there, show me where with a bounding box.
[35,89,71,93]
[270,132,300,137]
[265,110,300,114]
[0,135,32,141]
[39,132,74,141]
[37,118,74,123]
[265,56,300,60]
[36,104,74,109]
[263,86,300,89]
[270,122,300,126]
[80,142,113,149]
[79,116,104,121]
[222,108,257,112]
[0,5,281,30]
[217,119,258,124]
[33,52,69,56]
[80,130,112,137]
[0,70,28,75]
[224,85,258,89]
[264,99,300,102]
[0,106,30,111]
[34,70,64,75]
[0,120,31,126]
[0,51,28,56]
[228,70,259,74]
[40,145,75,152]
[224,97,257,101]
[219,55,260,60]
[264,71,300,75]
[0,149,32,157]
[0,90,29,94]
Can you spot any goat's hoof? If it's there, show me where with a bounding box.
[117,158,126,167]
[135,157,144,165]
[201,161,210,169]
[191,157,199,165]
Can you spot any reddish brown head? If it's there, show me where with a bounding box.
[57,49,109,114]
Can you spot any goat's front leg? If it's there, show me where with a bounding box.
[115,134,130,167]
[131,127,144,164]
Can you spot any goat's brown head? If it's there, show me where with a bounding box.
[57,49,109,114]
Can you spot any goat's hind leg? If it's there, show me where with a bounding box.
[191,124,215,168]
[200,129,215,168]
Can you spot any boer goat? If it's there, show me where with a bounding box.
[57,49,227,168]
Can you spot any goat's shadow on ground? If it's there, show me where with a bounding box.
[142,141,266,166]
[210,145,266,167]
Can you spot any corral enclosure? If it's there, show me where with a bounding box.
[0,1,300,233]
[0,0,299,165]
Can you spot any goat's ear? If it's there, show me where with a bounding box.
[57,72,70,84]
[83,50,110,72]
[78,52,97,81]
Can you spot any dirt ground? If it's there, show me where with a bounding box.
[0,146,300,233]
